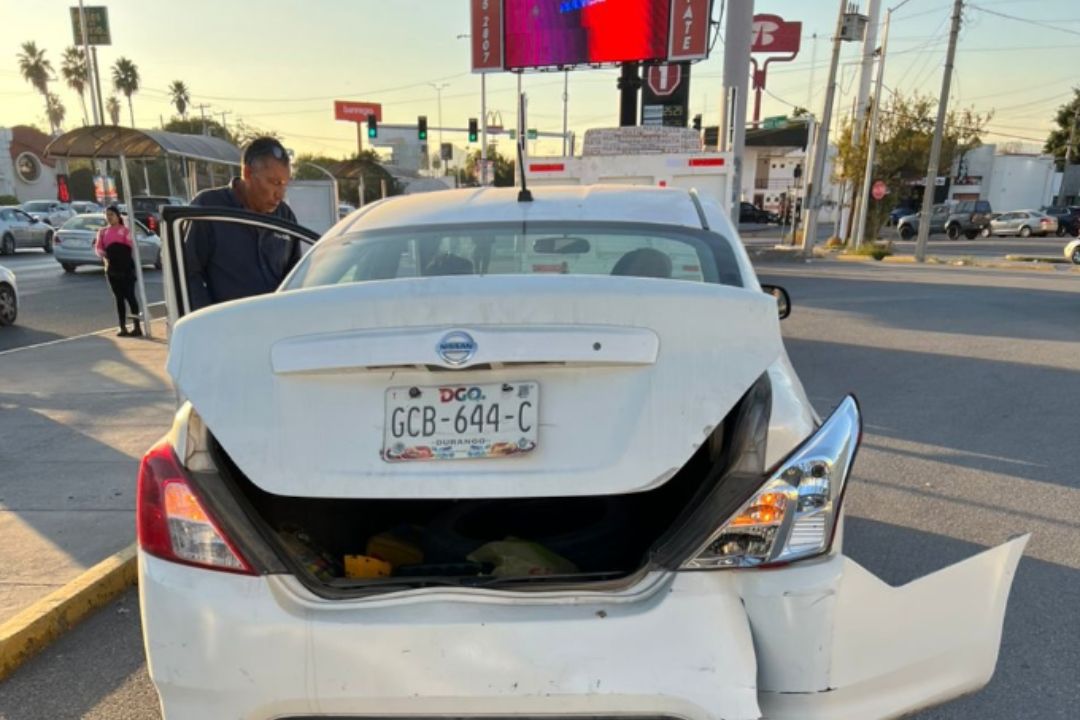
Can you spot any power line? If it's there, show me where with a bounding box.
[967,4,1080,37]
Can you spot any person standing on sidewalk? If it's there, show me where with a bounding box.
[183,137,302,310]
[94,205,142,337]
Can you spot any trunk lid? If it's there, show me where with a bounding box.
[168,275,781,499]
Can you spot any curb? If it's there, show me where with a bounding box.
[0,543,137,681]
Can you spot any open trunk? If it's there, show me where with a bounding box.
[170,275,782,592]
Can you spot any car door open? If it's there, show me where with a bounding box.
[160,205,320,329]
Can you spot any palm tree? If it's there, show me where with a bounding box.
[106,95,121,126]
[46,92,66,132]
[169,80,190,118]
[60,46,90,126]
[16,41,56,133]
[111,56,140,128]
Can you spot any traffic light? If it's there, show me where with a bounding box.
[367,115,378,139]
[418,115,428,141]
[692,114,702,131]
[468,117,478,143]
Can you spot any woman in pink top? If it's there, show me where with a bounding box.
[94,205,142,336]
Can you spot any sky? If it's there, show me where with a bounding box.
[1,0,1077,160]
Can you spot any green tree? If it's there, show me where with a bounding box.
[463,144,515,187]
[293,151,398,205]
[46,92,66,132]
[1043,88,1080,169]
[60,46,90,126]
[232,119,279,147]
[111,56,140,127]
[834,92,990,241]
[106,95,121,126]
[16,41,56,134]
[164,117,233,142]
[169,80,190,118]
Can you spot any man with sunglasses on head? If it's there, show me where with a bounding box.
[183,136,302,310]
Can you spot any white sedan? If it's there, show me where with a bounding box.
[140,187,1026,720]
[0,264,17,325]
[1067,237,1080,265]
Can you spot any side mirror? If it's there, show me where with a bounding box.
[29,216,39,224]
[761,284,791,320]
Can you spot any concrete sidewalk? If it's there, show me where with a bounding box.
[0,322,173,626]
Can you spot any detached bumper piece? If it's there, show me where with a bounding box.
[735,534,1029,720]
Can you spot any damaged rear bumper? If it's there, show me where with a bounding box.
[737,534,1029,719]
[140,535,1026,720]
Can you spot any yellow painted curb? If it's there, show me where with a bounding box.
[835,254,873,262]
[881,255,918,264]
[0,543,137,681]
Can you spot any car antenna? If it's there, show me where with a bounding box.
[516,89,532,202]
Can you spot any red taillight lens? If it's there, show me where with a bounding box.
[137,439,254,574]
[148,215,158,233]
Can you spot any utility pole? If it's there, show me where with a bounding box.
[915,0,963,262]
[846,0,881,243]
[429,82,450,176]
[91,46,105,125]
[802,0,849,257]
[562,69,570,156]
[721,0,754,222]
[194,104,210,136]
[855,1,911,247]
[219,110,231,135]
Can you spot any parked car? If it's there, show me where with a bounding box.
[1065,237,1080,264]
[0,264,16,326]
[338,202,356,219]
[53,213,162,273]
[0,205,55,254]
[1039,205,1080,237]
[139,187,1026,720]
[70,200,104,215]
[944,199,993,239]
[887,204,916,227]
[738,201,775,224]
[20,199,75,227]
[984,209,1058,238]
[130,195,185,236]
[896,203,949,239]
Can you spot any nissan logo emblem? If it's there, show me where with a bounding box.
[436,331,477,366]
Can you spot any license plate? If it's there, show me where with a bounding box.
[65,237,89,247]
[383,381,539,462]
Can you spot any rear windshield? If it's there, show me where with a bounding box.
[284,221,742,290]
[133,197,168,212]
[22,201,52,212]
[62,215,106,231]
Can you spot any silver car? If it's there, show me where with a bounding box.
[71,201,104,215]
[20,200,75,227]
[0,264,16,326]
[984,209,1058,238]
[0,206,55,255]
[53,213,162,274]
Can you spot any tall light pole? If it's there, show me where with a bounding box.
[720,0,754,221]
[855,0,913,247]
[429,82,450,176]
[844,0,881,243]
[915,0,964,262]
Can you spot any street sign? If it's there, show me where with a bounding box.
[751,14,802,54]
[667,0,711,62]
[441,143,453,161]
[470,0,504,72]
[333,101,382,123]
[761,115,787,130]
[646,64,683,97]
[526,128,538,140]
[69,6,111,45]
[872,180,888,200]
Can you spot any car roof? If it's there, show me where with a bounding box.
[341,186,707,233]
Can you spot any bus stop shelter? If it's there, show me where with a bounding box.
[45,126,241,339]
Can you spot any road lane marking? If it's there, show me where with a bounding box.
[0,309,167,357]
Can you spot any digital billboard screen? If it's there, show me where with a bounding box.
[504,0,672,69]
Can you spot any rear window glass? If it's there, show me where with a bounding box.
[22,201,52,212]
[62,215,106,231]
[133,198,167,212]
[285,222,741,290]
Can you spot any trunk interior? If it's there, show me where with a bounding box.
[208,416,733,593]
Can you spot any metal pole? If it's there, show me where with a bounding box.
[915,0,964,262]
[847,0,881,242]
[801,0,848,257]
[380,178,388,199]
[562,69,569,156]
[77,1,99,125]
[165,155,176,198]
[855,7,895,248]
[91,46,105,125]
[722,0,755,221]
[617,62,641,127]
[356,122,363,155]
[481,73,488,185]
[118,153,152,339]
[142,161,151,194]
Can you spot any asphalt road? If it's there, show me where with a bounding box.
[0,251,165,353]
[2,260,1078,719]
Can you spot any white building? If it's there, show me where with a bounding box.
[0,126,61,202]
[949,144,1056,211]
[740,121,842,224]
